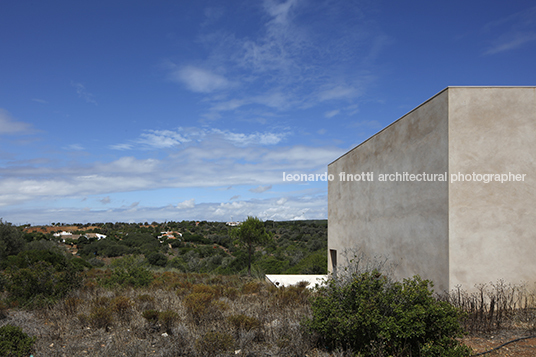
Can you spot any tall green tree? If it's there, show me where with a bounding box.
[0,220,25,261]
[231,216,271,276]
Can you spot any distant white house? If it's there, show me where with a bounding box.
[158,231,182,240]
[85,233,106,240]
[54,231,106,242]
[226,221,242,227]
[53,231,73,238]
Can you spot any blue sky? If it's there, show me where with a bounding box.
[1,0,535,225]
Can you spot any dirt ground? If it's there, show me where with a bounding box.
[463,330,536,356]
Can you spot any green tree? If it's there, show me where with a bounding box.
[231,217,271,276]
[0,220,25,260]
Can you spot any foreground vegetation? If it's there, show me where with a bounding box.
[1,220,536,356]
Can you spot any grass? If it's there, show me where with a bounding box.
[2,269,536,356]
[0,270,315,356]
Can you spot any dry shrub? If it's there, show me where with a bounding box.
[136,293,155,310]
[439,281,536,333]
[77,313,89,327]
[195,330,234,356]
[192,283,220,298]
[63,296,83,315]
[242,281,262,294]
[159,310,179,333]
[223,287,240,300]
[142,309,159,324]
[92,296,110,307]
[111,296,132,322]
[227,314,261,331]
[0,300,10,319]
[269,283,311,306]
[184,292,214,319]
[89,306,113,331]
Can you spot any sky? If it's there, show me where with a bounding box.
[1,0,535,225]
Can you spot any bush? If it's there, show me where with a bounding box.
[304,271,472,357]
[89,306,113,331]
[104,263,153,288]
[111,296,132,322]
[0,300,8,319]
[183,292,214,320]
[3,261,80,307]
[64,297,83,315]
[0,220,25,261]
[0,324,36,357]
[159,310,179,333]
[227,314,261,331]
[195,331,234,356]
[147,252,168,267]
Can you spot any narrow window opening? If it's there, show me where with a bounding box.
[330,249,337,274]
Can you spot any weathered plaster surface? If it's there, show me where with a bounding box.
[448,87,536,289]
[328,89,449,291]
[329,87,536,292]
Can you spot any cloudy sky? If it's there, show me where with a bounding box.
[1,0,535,225]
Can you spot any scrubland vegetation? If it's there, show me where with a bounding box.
[1,219,536,356]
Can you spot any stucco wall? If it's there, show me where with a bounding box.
[328,89,450,291]
[448,87,536,289]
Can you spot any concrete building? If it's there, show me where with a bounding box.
[328,87,536,292]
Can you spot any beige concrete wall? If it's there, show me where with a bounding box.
[448,87,536,289]
[328,89,450,291]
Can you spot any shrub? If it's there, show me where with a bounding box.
[242,281,262,294]
[227,314,261,331]
[0,300,8,319]
[111,296,132,322]
[304,271,472,356]
[142,309,160,323]
[159,310,179,333]
[3,261,80,307]
[0,220,25,261]
[64,297,83,315]
[105,265,153,288]
[269,283,310,306]
[146,252,168,267]
[183,292,214,320]
[0,324,36,357]
[195,331,234,356]
[89,306,113,331]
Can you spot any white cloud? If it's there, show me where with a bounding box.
[72,82,97,105]
[484,32,536,54]
[277,197,288,205]
[166,1,381,118]
[325,110,340,118]
[112,127,288,151]
[99,196,111,204]
[64,144,84,151]
[137,129,191,149]
[1,191,328,225]
[318,85,359,101]
[213,129,287,146]
[172,66,231,93]
[109,143,133,150]
[482,6,536,55]
[249,185,272,193]
[177,198,195,209]
[0,109,32,135]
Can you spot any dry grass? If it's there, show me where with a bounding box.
[5,270,536,356]
[0,271,320,356]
